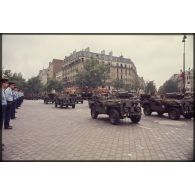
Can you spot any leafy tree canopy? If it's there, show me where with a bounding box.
[158,79,179,94]
[75,58,109,88]
[144,81,157,95]
[45,79,63,92]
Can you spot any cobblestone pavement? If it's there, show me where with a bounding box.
[2,100,193,161]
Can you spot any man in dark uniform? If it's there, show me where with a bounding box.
[4,81,15,129]
[1,78,8,128]
[1,77,9,152]
[11,85,17,119]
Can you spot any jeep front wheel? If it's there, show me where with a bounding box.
[157,111,164,116]
[183,113,193,119]
[143,105,152,116]
[91,106,98,119]
[109,109,120,125]
[131,115,141,123]
[168,108,180,120]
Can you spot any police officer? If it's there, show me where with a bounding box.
[1,78,8,129]
[1,78,9,152]
[15,88,19,109]
[21,91,24,104]
[4,81,15,129]
[11,86,18,119]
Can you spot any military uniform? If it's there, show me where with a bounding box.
[1,87,7,129]
[4,83,14,129]
[11,88,19,119]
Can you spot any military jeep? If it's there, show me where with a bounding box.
[75,94,83,104]
[89,92,141,125]
[54,93,76,109]
[141,93,194,120]
[43,93,55,104]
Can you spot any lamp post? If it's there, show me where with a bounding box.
[182,34,187,94]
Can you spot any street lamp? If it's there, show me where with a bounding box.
[182,34,187,94]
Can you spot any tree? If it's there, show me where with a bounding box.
[145,81,157,95]
[3,69,12,79]
[45,79,63,92]
[3,69,26,91]
[158,79,179,94]
[75,58,109,88]
[25,76,44,95]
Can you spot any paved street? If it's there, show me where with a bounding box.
[2,100,193,161]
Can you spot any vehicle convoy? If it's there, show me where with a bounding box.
[140,93,194,120]
[54,92,76,109]
[24,93,41,100]
[43,93,55,104]
[89,91,142,125]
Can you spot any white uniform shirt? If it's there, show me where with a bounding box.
[5,87,13,101]
[2,89,7,105]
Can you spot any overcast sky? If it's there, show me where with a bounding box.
[2,34,193,88]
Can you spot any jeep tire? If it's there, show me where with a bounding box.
[143,104,152,116]
[131,115,141,123]
[168,108,180,120]
[91,106,98,119]
[109,109,120,125]
[183,113,193,119]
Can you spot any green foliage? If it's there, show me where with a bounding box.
[45,79,63,92]
[158,79,179,94]
[3,70,12,78]
[25,76,44,94]
[3,69,26,91]
[75,58,109,88]
[145,81,157,95]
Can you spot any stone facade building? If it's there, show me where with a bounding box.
[59,48,141,89]
[170,68,194,93]
[47,59,64,80]
[38,69,48,85]
[185,68,193,93]
[38,59,64,85]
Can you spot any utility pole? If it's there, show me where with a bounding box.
[182,34,187,94]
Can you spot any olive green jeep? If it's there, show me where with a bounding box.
[54,93,76,109]
[141,93,194,120]
[89,92,141,125]
[43,93,55,104]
